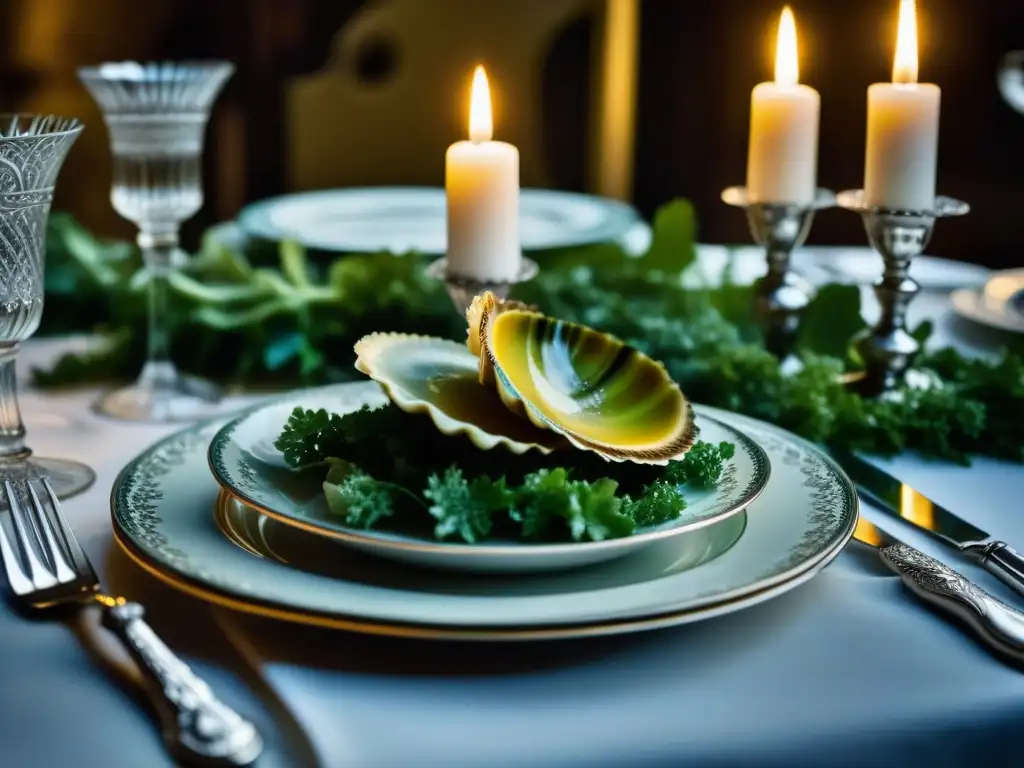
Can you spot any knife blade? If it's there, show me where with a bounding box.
[832,448,1024,599]
[854,517,1024,665]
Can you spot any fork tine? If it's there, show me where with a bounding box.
[11,481,48,566]
[3,481,57,591]
[41,478,96,582]
[26,482,76,584]
[0,506,33,596]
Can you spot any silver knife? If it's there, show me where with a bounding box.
[855,516,1024,665]
[832,448,1024,599]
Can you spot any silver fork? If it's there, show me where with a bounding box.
[0,477,263,767]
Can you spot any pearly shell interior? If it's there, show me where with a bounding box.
[467,292,698,465]
[354,332,567,455]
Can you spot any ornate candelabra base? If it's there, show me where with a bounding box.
[426,257,539,316]
[837,190,969,397]
[722,187,835,360]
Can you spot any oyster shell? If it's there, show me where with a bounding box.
[353,332,567,455]
[467,292,697,464]
[466,293,535,386]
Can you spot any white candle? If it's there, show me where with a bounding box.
[746,6,820,205]
[864,0,940,210]
[445,66,521,282]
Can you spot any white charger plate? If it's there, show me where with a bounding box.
[109,398,858,640]
[238,186,643,254]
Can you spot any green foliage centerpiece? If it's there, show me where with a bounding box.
[38,201,1024,464]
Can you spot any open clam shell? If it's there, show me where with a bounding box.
[354,332,567,455]
[467,292,697,465]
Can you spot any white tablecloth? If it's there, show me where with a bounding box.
[2,250,1023,768]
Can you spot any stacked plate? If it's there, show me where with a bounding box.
[110,381,858,641]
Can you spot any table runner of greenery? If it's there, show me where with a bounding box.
[38,201,1023,464]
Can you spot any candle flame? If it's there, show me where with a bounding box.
[893,0,919,84]
[774,6,799,86]
[469,65,493,143]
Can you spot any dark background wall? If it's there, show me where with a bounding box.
[2,0,1022,267]
[632,0,1024,266]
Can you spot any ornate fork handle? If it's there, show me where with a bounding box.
[101,599,263,767]
[879,543,1024,665]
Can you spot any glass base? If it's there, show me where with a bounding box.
[0,456,97,501]
[96,373,224,423]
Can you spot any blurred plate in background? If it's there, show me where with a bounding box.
[238,186,644,254]
[951,268,1024,334]
[809,247,990,291]
[689,246,990,292]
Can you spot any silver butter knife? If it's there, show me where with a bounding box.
[855,517,1024,665]
[832,449,1024,599]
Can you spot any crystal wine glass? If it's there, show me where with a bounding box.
[78,61,234,422]
[0,114,95,499]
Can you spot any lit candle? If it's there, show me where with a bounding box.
[746,6,820,205]
[445,66,521,281]
[864,0,940,210]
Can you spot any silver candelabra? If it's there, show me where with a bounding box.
[426,257,539,316]
[837,189,969,396]
[722,186,835,359]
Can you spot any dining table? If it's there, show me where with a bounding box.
[2,244,1023,768]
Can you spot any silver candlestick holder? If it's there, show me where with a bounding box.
[426,257,539,316]
[722,186,835,359]
[837,190,970,396]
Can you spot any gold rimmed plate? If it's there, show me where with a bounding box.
[206,383,770,574]
[110,397,857,639]
[114,518,847,642]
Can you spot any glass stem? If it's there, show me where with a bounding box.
[0,343,29,461]
[138,229,180,390]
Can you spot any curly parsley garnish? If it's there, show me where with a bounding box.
[275,403,736,544]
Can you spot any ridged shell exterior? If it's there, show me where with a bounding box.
[466,293,536,388]
[467,292,697,465]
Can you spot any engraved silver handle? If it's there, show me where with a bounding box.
[961,541,1024,600]
[101,600,264,767]
[879,543,1024,665]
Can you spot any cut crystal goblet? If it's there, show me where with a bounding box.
[0,114,95,499]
